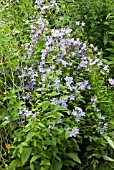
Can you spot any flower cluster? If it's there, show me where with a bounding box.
[91,98,98,109]
[24,18,48,58]
[97,114,108,134]
[17,66,38,91]
[68,128,79,138]
[14,1,112,137]
[72,106,85,122]
[18,107,37,119]
[35,0,59,14]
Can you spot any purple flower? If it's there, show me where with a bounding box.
[54,78,60,92]
[69,94,75,100]
[76,21,80,26]
[98,122,108,134]
[18,107,36,118]
[61,60,68,67]
[22,93,30,100]
[48,124,55,129]
[58,98,68,108]
[98,114,105,120]
[32,113,37,118]
[74,38,81,46]
[91,98,98,108]
[56,118,62,124]
[72,106,85,122]
[45,36,54,46]
[103,65,109,73]
[77,80,89,90]
[51,29,61,37]
[64,76,73,87]
[108,78,114,86]
[68,128,79,137]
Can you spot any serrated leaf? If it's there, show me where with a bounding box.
[64,160,76,167]
[53,161,63,170]
[66,153,81,164]
[103,155,114,162]
[21,147,32,165]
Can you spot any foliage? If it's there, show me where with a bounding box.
[0,0,114,170]
[56,0,114,72]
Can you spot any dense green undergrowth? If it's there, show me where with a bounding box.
[0,0,114,170]
[56,0,114,73]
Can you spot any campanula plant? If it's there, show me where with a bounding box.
[0,0,114,170]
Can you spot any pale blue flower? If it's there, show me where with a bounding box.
[68,128,79,137]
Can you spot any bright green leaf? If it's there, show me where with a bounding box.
[41,101,50,111]
[30,155,40,163]
[21,147,32,165]
[30,163,34,170]
[103,155,114,162]
[104,136,114,149]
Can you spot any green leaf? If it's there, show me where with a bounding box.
[64,160,76,167]
[66,153,81,164]
[8,160,17,170]
[19,145,23,154]
[103,155,114,162]
[104,136,114,149]
[41,101,50,111]
[30,155,40,163]
[38,122,45,127]
[2,120,10,126]
[30,163,34,170]
[52,147,58,157]
[21,147,32,165]
[102,59,110,65]
[53,161,63,170]
[47,91,60,97]
[65,129,69,139]
[26,132,36,142]
[103,34,108,46]
[8,159,21,170]
[106,48,114,53]
[45,140,53,145]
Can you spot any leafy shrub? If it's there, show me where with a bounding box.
[0,1,114,170]
[56,0,114,70]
